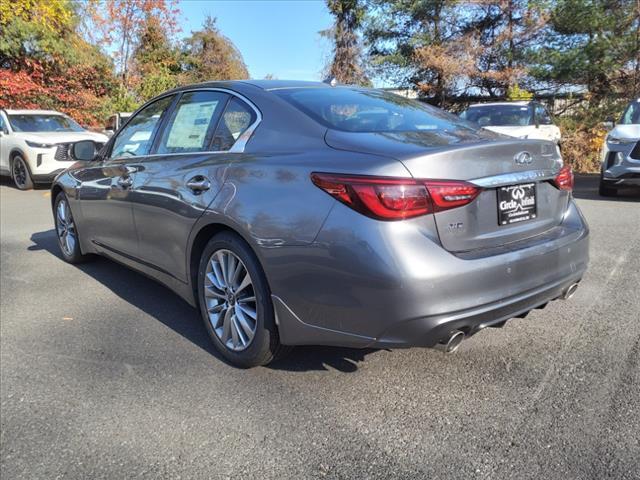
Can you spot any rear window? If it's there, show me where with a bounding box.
[274,88,476,134]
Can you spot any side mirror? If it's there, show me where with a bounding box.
[71,140,99,161]
[603,117,615,129]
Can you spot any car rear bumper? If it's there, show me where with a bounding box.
[268,198,589,348]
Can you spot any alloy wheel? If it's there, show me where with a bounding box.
[204,249,258,351]
[56,199,77,256]
[12,158,27,188]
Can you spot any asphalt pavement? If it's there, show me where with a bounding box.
[1,175,639,479]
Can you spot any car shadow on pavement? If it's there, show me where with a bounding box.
[573,174,640,202]
[29,229,380,373]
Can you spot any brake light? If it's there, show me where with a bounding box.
[311,173,481,221]
[553,165,574,191]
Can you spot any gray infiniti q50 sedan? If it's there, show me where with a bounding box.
[51,80,589,367]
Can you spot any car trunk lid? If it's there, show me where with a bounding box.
[325,130,567,252]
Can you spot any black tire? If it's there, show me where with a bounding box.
[599,178,617,197]
[197,232,288,368]
[53,192,90,264]
[11,155,34,190]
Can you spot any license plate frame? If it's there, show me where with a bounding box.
[497,183,537,226]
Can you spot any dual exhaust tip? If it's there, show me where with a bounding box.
[434,283,580,355]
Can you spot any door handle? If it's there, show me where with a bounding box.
[186,176,211,193]
[117,176,133,189]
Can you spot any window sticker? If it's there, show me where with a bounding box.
[166,101,218,149]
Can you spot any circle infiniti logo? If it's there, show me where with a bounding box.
[511,186,526,200]
[514,151,533,165]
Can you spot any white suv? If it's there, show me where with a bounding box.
[459,101,561,143]
[0,109,108,190]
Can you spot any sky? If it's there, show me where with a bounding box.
[179,0,334,81]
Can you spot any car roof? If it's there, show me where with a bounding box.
[162,79,333,96]
[4,109,65,115]
[468,101,532,108]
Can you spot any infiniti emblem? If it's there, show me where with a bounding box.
[514,151,533,165]
[511,187,526,199]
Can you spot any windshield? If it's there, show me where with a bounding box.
[8,114,84,133]
[274,87,477,134]
[619,101,640,125]
[460,105,533,127]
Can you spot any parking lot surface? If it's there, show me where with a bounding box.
[1,176,639,479]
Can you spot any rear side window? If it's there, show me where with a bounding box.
[211,98,257,151]
[275,87,476,133]
[111,95,174,158]
[157,91,228,154]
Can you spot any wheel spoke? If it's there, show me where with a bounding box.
[236,272,252,294]
[216,251,229,286]
[205,272,224,292]
[238,295,255,304]
[211,258,226,289]
[226,255,237,287]
[221,307,233,344]
[236,303,257,320]
[235,307,255,342]
[230,312,240,347]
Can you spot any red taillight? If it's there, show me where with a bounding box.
[553,165,574,191]
[310,173,481,221]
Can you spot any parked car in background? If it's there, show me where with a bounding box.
[104,112,132,137]
[0,109,108,190]
[460,101,561,144]
[51,81,588,367]
[599,98,640,196]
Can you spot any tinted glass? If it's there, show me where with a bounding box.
[211,98,257,151]
[157,91,227,154]
[535,105,553,125]
[0,115,6,132]
[8,114,84,132]
[111,95,174,159]
[275,88,476,133]
[620,101,640,125]
[461,105,533,127]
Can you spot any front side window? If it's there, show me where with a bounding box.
[7,114,84,132]
[111,95,174,159]
[211,98,257,151]
[620,101,640,125]
[461,104,533,127]
[276,87,476,133]
[157,91,228,154]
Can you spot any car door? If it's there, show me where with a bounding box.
[75,94,176,258]
[129,90,258,282]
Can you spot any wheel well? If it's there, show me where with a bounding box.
[189,223,239,301]
[51,184,63,209]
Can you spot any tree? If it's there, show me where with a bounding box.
[131,14,181,100]
[365,0,467,104]
[323,0,370,86]
[460,0,547,97]
[181,16,249,82]
[84,0,180,88]
[531,0,640,104]
[0,0,117,125]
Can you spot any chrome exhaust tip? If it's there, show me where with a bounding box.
[435,330,465,354]
[562,283,579,300]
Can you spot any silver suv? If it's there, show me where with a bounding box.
[600,99,640,196]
